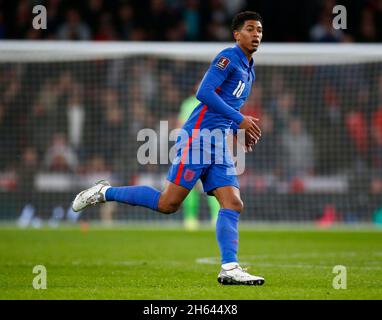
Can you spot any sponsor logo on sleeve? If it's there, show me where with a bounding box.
[216,57,230,70]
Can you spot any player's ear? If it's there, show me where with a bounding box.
[233,30,240,41]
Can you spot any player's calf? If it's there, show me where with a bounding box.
[72,180,189,215]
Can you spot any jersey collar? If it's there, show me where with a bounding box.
[234,44,254,68]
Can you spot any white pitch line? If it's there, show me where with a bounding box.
[195,256,382,270]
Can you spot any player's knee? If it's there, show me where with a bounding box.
[225,198,244,213]
[233,198,244,213]
[157,198,181,214]
[160,203,180,214]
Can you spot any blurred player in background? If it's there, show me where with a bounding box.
[178,84,220,230]
[73,11,264,285]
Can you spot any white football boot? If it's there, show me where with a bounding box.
[217,263,265,285]
[72,180,111,212]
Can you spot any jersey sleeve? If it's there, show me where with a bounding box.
[209,52,233,82]
[229,121,239,135]
[195,51,244,125]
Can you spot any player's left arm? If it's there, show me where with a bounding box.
[196,69,261,146]
[195,52,245,125]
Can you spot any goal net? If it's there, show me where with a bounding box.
[1,41,382,226]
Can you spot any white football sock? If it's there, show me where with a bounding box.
[100,185,111,198]
[222,262,239,270]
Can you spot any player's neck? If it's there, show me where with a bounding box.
[237,43,253,63]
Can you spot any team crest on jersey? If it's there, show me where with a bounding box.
[216,57,230,70]
[184,169,196,182]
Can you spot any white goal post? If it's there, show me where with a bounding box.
[0,41,382,64]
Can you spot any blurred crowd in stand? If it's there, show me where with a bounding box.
[0,0,381,42]
[1,57,382,224]
[1,58,382,197]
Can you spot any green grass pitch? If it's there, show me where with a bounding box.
[0,226,381,299]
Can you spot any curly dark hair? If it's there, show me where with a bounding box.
[231,11,263,32]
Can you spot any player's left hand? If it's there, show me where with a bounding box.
[244,116,261,152]
[245,140,255,153]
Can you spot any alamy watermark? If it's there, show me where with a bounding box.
[136,121,248,175]
[32,265,47,290]
[31,4,348,33]
[332,265,347,289]
[332,5,347,30]
[32,5,47,30]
